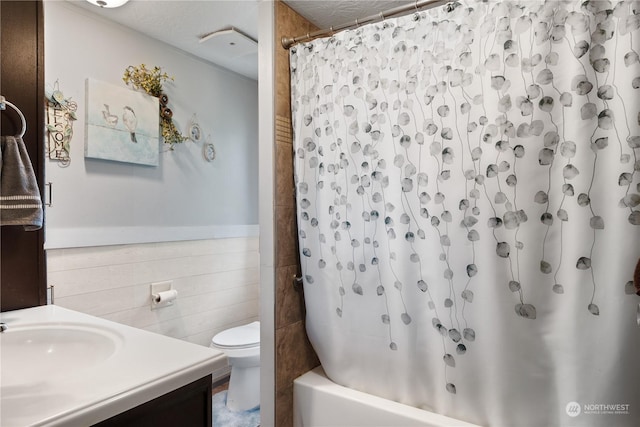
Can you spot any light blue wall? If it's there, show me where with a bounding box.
[44,1,258,249]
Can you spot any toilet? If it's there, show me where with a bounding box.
[210,321,260,411]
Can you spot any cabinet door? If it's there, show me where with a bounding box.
[0,0,47,311]
[93,376,213,427]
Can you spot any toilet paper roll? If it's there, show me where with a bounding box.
[153,289,178,304]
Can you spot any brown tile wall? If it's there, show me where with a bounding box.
[274,2,320,426]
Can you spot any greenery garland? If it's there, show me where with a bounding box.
[122,64,188,149]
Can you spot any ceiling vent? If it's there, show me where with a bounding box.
[199,27,258,59]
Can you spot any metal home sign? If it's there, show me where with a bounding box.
[46,88,76,166]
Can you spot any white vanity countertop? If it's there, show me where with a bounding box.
[0,305,227,427]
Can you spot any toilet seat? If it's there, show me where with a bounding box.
[211,321,259,349]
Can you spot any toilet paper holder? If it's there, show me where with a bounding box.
[150,281,178,309]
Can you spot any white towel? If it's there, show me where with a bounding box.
[0,135,43,230]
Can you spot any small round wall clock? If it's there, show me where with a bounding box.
[189,122,202,143]
[203,143,216,162]
[188,114,203,143]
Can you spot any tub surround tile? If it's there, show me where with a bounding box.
[275,52,290,118]
[275,320,320,391]
[274,2,320,425]
[275,385,294,427]
[275,118,294,208]
[275,3,317,119]
[275,264,304,329]
[275,206,299,268]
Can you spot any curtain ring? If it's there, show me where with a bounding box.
[355,18,360,27]
[379,11,385,20]
[415,0,419,12]
[329,26,334,34]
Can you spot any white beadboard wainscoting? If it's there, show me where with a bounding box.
[47,237,259,379]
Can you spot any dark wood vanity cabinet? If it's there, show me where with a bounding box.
[0,0,48,311]
[93,375,213,427]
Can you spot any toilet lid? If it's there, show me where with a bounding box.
[212,321,260,348]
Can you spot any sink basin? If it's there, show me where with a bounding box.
[0,306,226,427]
[0,323,123,387]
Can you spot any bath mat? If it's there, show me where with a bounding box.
[212,390,260,427]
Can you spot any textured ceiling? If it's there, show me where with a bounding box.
[62,0,415,80]
[283,0,414,30]
[64,0,260,80]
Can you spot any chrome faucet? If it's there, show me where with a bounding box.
[0,322,7,332]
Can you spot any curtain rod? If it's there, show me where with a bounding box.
[281,0,449,49]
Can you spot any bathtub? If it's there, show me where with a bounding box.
[293,367,481,427]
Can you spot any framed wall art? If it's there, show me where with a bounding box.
[85,78,160,166]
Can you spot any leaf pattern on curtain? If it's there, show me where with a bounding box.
[290,0,640,410]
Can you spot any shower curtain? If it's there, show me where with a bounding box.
[290,1,640,426]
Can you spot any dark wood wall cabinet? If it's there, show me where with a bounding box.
[0,0,47,311]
